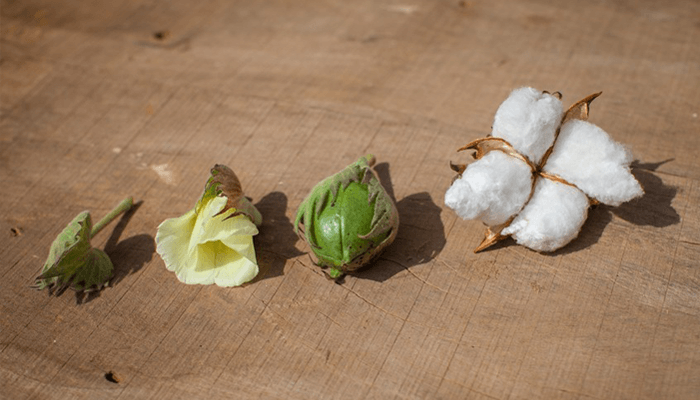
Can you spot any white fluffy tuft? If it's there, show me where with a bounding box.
[544,119,643,206]
[502,178,589,252]
[444,151,533,226]
[492,87,564,165]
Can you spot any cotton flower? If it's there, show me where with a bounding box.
[445,88,643,252]
[156,165,262,287]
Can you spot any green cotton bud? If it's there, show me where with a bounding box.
[34,197,134,294]
[294,155,399,280]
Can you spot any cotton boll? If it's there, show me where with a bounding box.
[543,119,643,206]
[445,151,533,226]
[492,87,564,164]
[502,178,589,252]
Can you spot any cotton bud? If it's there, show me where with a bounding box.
[34,197,134,294]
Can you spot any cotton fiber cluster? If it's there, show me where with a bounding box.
[502,178,589,252]
[444,151,533,226]
[492,87,563,164]
[544,119,642,206]
[445,87,643,252]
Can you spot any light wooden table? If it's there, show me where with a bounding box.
[2,0,699,398]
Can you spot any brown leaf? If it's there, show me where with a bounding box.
[543,90,562,99]
[474,222,510,253]
[209,164,244,201]
[208,164,262,226]
[561,92,602,125]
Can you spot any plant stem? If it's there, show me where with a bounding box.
[91,197,134,238]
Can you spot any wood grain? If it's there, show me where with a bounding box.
[2,0,699,398]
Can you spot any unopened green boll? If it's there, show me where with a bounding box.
[294,155,399,280]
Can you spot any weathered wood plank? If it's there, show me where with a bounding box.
[2,0,699,399]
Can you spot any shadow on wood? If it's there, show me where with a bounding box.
[554,159,679,256]
[550,204,614,256]
[77,201,154,304]
[356,192,446,282]
[350,162,447,282]
[374,162,396,203]
[613,159,680,227]
[252,191,303,282]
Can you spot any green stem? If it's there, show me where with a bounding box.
[90,197,134,238]
[328,267,344,280]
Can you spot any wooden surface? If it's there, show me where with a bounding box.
[1,0,699,398]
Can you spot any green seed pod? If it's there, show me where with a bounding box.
[294,155,399,280]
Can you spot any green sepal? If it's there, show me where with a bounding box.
[34,212,114,293]
[328,267,344,280]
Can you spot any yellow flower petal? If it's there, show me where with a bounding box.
[155,209,197,276]
[221,234,257,263]
[189,196,258,252]
[156,195,260,287]
[178,239,258,286]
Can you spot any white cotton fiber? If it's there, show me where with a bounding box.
[543,119,643,206]
[444,151,533,226]
[502,178,589,252]
[492,87,564,165]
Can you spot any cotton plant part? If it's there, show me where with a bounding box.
[156,165,262,287]
[34,197,134,294]
[445,150,533,226]
[491,87,564,164]
[294,155,399,280]
[445,87,643,252]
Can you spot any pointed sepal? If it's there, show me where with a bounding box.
[34,212,114,293]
